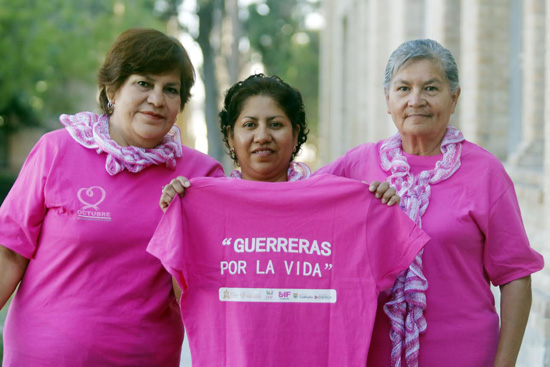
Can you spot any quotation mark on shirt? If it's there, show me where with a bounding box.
[325,264,333,270]
[222,238,232,246]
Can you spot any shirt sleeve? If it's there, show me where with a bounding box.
[364,199,431,292]
[206,161,225,178]
[315,152,350,177]
[147,196,189,291]
[0,136,52,259]
[483,183,544,286]
[315,143,376,181]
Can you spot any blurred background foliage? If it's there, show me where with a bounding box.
[190,0,320,162]
[245,0,320,138]
[0,0,167,131]
[0,0,320,170]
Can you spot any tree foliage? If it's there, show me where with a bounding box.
[178,0,320,162]
[0,0,168,131]
[244,0,320,134]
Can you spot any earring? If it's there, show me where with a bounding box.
[229,148,237,161]
[107,100,115,112]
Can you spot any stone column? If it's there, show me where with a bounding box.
[509,0,546,168]
[318,0,339,163]
[425,0,462,129]
[364,0,393,143]
[425,0,461,55]
[355,0,369,145]
[342,0,361,150]
[546,1,550,204]
[459,0,511,160]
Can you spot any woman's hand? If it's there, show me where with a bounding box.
[159,176,190,213]
[367,181,400,206]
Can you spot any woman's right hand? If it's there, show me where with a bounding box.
[367,181,400,206]
[159,176,190,213]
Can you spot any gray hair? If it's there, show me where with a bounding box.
[384,39,460,92]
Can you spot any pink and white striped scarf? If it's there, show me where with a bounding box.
[60,111,183,176]
[229,161,311,181]
[379,126,464,367]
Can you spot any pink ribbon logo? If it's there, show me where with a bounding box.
[77,186,106,211]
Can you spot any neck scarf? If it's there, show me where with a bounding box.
[229,161,311,181]
[379,126,464,367]
[60,111,183,176]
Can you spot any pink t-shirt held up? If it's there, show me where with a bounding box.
[147,174,430,367]
[317,140,545,367]
[0,128,224,367]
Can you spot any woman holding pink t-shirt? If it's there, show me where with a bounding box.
[0,28,223,366]
[318,39,544,367]
[159,73,400,210]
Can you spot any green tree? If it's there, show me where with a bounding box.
[0,0,169,167]
[177,0,320,163]
[244,0,320,135]
[195,0,226,162]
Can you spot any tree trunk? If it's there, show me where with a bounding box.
[197,0,225,163]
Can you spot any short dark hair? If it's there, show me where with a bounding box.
[219,74,309,165]
[97,28,195,114]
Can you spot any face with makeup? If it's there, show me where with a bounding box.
[228,95,299,182]
[107,71,181,149]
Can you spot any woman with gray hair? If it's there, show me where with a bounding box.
[318,39,543,367]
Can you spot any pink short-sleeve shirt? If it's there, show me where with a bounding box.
[317,140,544,366]
[0,128,224,367]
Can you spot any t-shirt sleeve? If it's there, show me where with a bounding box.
[483,183,544,286]
[365,200,431,292]
[0,136,52,259]
[206,161,225,178]
[147,196,189,290]
[180,146,225,179]
[315,144,375,181]
[315,151,351,177]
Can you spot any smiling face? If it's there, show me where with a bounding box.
[385,58,460,154]
[229,95,299,182]
[107,71,181,148]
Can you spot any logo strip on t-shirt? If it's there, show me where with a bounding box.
[219,288,337,303]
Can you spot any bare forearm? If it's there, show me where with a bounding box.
[494,276,532,367]
[172,277,182,301]
[0,245,29,309]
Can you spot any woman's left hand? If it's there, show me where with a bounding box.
[367,181,400,206]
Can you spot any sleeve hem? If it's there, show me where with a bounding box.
[491,266,544,286]
[377,228,430,292]
[0,241,34,260]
